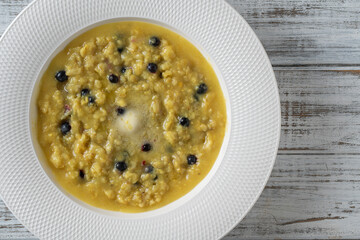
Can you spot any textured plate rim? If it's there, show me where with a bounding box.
[218,2,280,237]
[0,0,41,237]
[0,0,281,239]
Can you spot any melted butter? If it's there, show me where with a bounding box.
[116,109,140,134]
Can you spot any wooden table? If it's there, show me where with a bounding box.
[1,0,360,239]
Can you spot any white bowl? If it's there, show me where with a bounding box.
[29,17,232,219]
[0,0,280,239]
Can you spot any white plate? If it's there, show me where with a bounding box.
[0,0,280,239]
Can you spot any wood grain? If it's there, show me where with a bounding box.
[0,201,36,239]
[1,0,360,239]
[225,155,360,239]
[2,0,360,67]
[228,0,360,66]
[2,154,360,239]
[0,0,32,36]
[278,70,360,154]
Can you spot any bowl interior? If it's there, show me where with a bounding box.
[29,17,231,218]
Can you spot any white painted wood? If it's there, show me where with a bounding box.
[226,155,360,239]
[227,0,360,66]
[2,155,360,240]
[0,0,32,35]
[278,69,360,154]
[0,200,36,239]
[1,0,360,239]
[2,0,360,66]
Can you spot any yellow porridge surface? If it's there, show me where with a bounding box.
[37,21,226,212]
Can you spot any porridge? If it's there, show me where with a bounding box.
[37,21,226,212]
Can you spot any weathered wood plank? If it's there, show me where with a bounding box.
[227,0,360,66]
[0,0,32,36]
[2,155,359,239]
[1,0,360,66]
[278,70,360,154]
[0,200,36,239]
[225,155,360,240]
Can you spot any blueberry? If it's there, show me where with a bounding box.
[55,70,68,82]
[60,121,71,135]
[117,47,124,53]
[147,63,157,73]
[115,161,127,172]
[117,107,125,115]
[187,155,197,165]
[88,96,95,104]
[108,74,119,83]
[121,67,126,73]
[141,143,152,152]
[179,117,190,127]
[144,165,154,173]
[79,170,85,179]
[196,83,208,94]
[149,36,161,47]
[159,72,163,79]
[81,88,90,96]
